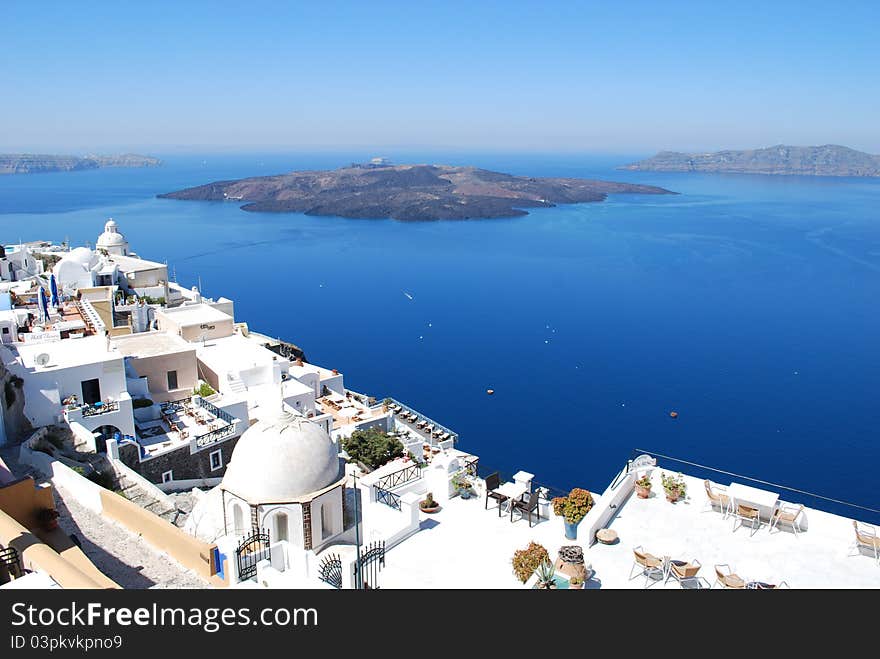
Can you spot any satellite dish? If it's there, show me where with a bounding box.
[35,353,50,366]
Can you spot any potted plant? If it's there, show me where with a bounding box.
[451,470,474,499]
[534,560,557,589]
[36,507,60,532]
[419,492,441,513]
[511,541,550,584]
[661,471,687,502]
[634,473,652,499]
[551,488,595,540]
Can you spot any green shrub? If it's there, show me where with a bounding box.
[193,382,216,398]
[341,427,404,470]
[132,398,154,409]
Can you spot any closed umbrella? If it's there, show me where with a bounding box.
[49,274,59,307]
[38,286,49,323]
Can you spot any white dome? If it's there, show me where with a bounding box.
[96,218,128,250]
[58,247,97,269]
[221,409,342,504]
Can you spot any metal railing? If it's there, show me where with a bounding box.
[196,396,235,424]
[383,397,459,444]
[632,448,880,525]
[81,400,119,417]
[196,423,237,448]
[375,464,422,491]
[375,487,402,511]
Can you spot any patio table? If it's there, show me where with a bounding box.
[728,482,779,522]
[494,481,528,514]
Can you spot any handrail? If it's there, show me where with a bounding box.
[375,464,422,491]
[375,487,402,511]
[383,396,459,442]
[633,448,880,520]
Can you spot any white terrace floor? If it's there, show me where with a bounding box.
[379,472,880,589]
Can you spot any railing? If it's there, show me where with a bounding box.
[196,396,235,424]
[375,487,402,511]
[195,422,237,448]
[463,456,479,478]
[375,464,422,491]
[81,400,120,417]
[160,398,188,414]
[383,397,459,444]
[631,448,880,526]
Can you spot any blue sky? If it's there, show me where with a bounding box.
[2,1,878,153]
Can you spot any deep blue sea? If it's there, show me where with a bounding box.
[2,152,878,520]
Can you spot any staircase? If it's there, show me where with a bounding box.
[226,375,247,394]
[113,471,188,526]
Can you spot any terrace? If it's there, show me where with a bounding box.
[316,392,388,431]
[375,454,880,589]
[384,397,458,447]
[132,396,240,457]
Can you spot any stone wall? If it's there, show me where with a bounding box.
[118,436,240,485]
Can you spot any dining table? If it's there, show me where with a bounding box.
[728,482,780,522]
[493,481,528,514]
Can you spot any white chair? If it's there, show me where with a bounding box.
[628,546,665,588]
[731,502,762,537]
[713,563,746,589]
[770,502,805,537]
[850,521,880,565]
[704,480,732,519]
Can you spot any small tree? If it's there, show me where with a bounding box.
[341,427,404,470]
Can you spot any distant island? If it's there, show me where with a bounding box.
[158,163,673,221]
[0,153,162,175]
[621,144,880,177]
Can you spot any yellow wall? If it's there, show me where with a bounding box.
[100,489,219,581]
[0,477,55,530]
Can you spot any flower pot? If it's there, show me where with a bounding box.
[564,520,579,540]
[420,503,441,514]
[635,484,651,499]
[459,488,473,500]
[665,490,682,503]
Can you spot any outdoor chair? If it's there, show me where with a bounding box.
[665,558,702,588]
[747,580,790,589]
[731,503,762,536]
[510,491,540,527]
[850,521,880,565]
[713,564,746,589]
[484,472,509,516]
[704,479,732,518]
[770,503,805,537]
[628,546,665,588]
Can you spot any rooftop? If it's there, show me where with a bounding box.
[9,334,120,371]
[105,254,166,274]
[374,464,880,589]
[159,303,232,328]
[112,331,195,359]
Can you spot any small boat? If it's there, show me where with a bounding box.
[669,411,679,419]
[486,389,494,395]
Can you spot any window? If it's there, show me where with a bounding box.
[232,503,246,536]
[321,504,332,539]
[1,327,7,335]
[167,370,178,391]
[161,470,173,483]
[209,449,223,472]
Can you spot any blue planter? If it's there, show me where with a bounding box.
[459,488,473,500]
[564,521,579,540]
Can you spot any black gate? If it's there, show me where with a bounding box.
[317,553,343,589]
[235,529,271,581]
[0,547,22,581]
[353,540,385,590]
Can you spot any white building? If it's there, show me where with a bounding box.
[95,219,130,256]
[2,334,135,445]
[185,407,349,585]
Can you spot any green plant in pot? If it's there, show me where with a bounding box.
[419,492,440,513]
[661,471,687,502]
[551,488,594,540]
[36,507,60,531]
[634,473,652,499]
[451,470,474,499]
[511,541,550,584]
[534,559,557,589]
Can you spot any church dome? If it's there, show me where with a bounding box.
[96,218,129,251]
[58,247,98,269]
[221,409,342,504]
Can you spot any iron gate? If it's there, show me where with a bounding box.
[353,540,385,589]
[317,553,343,589]
[235,529,271,581]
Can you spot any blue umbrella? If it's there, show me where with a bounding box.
[38,286,49,323]
[49,274,59,307]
